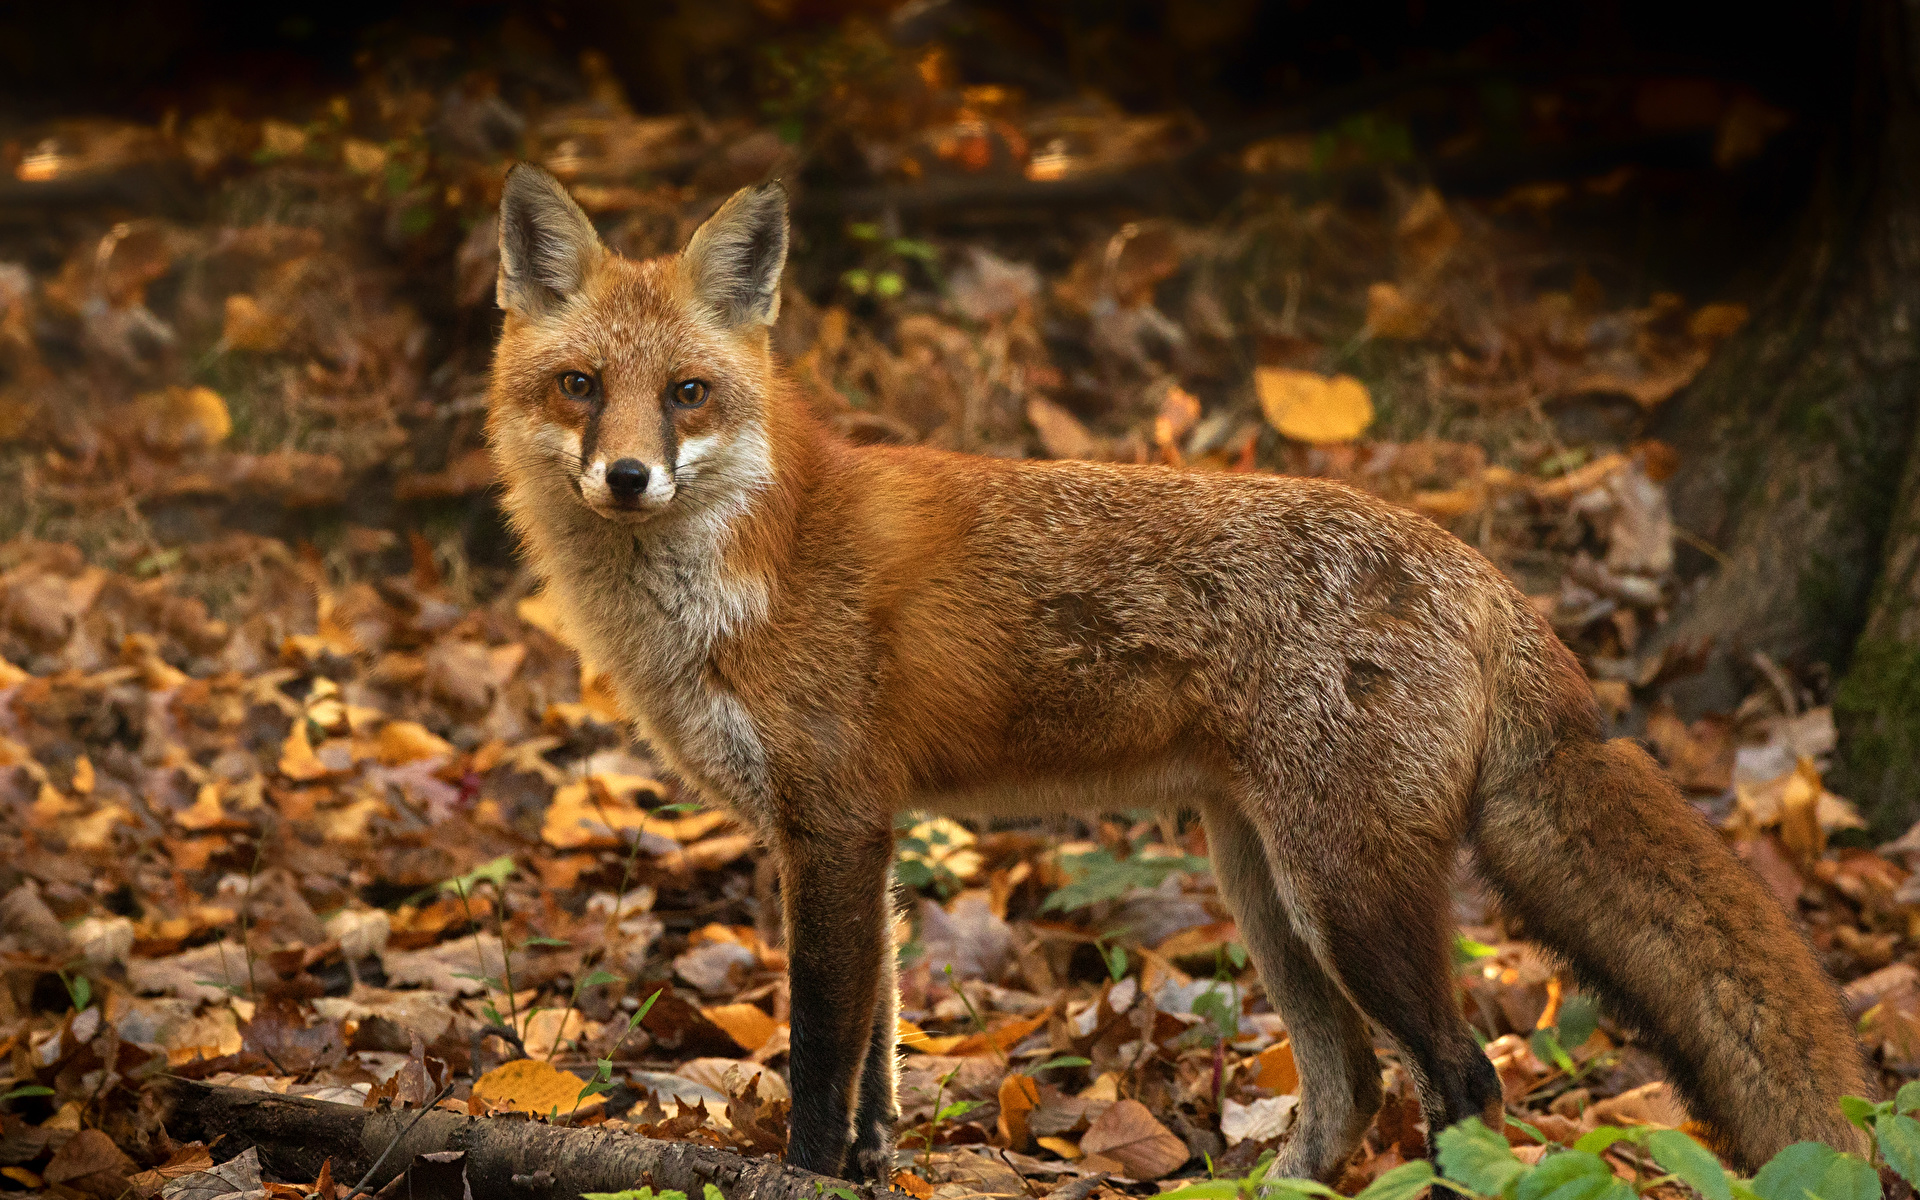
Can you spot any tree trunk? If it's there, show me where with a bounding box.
[1650,0,1920,830]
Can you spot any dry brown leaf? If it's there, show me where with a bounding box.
[1027,396,1099,460]
[222,294,294,353]
[1255,368,1374,444]
[1365,282,1438,339]
[1077,1098,1187,1180]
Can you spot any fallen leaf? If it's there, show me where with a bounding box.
[1028,397,1099,460]
[998,1071,1041,1149]
[1077,1098,1187,1180]
[1255,368,1374,444]
[1220,1094,1298,1147]
[471,1058,602,1116]
[137,386,231,453]
[702,1002,778,1053]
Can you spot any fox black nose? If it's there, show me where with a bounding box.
[605,458,648,501]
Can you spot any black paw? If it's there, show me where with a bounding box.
[845,1125,897,1185]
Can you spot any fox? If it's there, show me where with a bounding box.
[484,163,1870,1183]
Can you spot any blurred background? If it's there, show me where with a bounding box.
[3,5,1920,1188]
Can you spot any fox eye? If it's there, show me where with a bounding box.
[558,371,595,400]
[673,379,709,408]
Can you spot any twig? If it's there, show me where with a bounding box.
[342,1078,457,1200]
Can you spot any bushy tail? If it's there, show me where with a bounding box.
[1472,733,1870,1168]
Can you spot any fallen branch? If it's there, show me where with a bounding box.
[151,1077,887,1200]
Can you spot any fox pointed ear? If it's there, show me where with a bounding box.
[497,164,606,317]
[680,183,789,328]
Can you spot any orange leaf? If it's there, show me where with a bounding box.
[998,1072,1041,1149]
[703,1003,778,1053]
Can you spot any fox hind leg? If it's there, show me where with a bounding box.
[1246,794,1501,1153]
[1202,802,1383,1181]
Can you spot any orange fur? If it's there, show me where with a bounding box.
[488,167,1870,1182]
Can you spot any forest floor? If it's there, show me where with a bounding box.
[1,17,1915,1200]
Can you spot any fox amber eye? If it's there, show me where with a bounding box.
[673,379,709,408]
[558,371,594,400]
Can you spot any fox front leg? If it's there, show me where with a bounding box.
[780,825,896,1179]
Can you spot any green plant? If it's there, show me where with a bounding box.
[582,1185,725,1200]
[573,987,663,1115]
[1043,846,1209,912]
[839,223,940,302]
[895,812,969,898]
[915,1066,984,1169]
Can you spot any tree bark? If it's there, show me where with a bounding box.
[150,1077,886,1200]
[1650,0,1920,830]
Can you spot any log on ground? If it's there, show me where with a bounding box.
[151,1077,886,1200]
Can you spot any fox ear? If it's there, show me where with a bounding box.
[497,164,605,317]
[680,183,788,328]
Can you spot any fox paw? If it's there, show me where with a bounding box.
[846,1128,897,1185]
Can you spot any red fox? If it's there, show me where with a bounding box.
[486,164,1869,1182]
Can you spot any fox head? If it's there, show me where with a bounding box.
[487,164,788,528]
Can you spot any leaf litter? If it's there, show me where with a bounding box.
[0,10,1902,1200]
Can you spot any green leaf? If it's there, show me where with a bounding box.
[1554,995,1600,1051]
[1437,1118,1528,1198]
[1262,1180,1342,1198]
[1572,1127,1640,1155]
[847,222,881,241]
[1647,1130,1732,1200]
[895,859,936,890]
[578,970,624,991]
[1751,1143,1834,1200]
[1,1085,54,1101]
[1154,1183,1243,1200]
[627,988,663,1031]
[1452,934,1500,968]
[1839,1096,1883,1134]
[704,1187,723,1200]
[1513,1150,1621,1200]
[1816,1153,1882,1200]
[1530,1029,1576,1075]
[522,936,572,948]
[936,1099,982,1123]
[1024,1055,1091,1074]
[655,802,705,815]
[1105,944,1129,982]
[443,855,515,896]
[69,974,91,1012]
[1877,1113,1920,1188]
[1897,1082,1920,1116]
[1355,1160,1436,1200]
[1226,942,1249,970]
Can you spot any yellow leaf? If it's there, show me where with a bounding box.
[703,1002,778,1053]
[342,138,388,175]
[946,1010,1048,1057]
[377,720,454,765]
[222,294,293,353]
[516,593,568,641]
[136,385,231,453]
[1255,368,1374,444]
[278,720,329,782]
[472,1058,602,1116]
[174,785,229,831]
[1037,1136,1083,1160]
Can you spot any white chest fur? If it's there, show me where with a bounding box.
[540,511,774,817]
